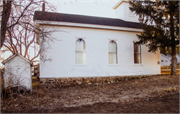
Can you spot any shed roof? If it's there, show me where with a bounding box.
[33,11,142,29]
[2,53,32,65]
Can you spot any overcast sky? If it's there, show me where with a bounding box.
[0,0,121,67]
[49,0,120,18]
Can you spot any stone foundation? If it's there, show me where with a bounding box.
[40,74,169,88]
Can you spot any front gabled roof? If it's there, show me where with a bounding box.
[2,53,32,65]
[160,54,171,60]
[166,54,180,59]
[33,11,142,29]
[113,0,129,9]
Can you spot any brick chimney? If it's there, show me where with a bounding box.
[42,3,45,12]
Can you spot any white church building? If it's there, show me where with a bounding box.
[33,0,161,79]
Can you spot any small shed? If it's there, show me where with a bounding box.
[160,54,171,66]
[2,53,32,90]
[175,54,180,64]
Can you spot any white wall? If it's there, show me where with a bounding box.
[115,2,139,22]
[4,56,32,90]
[40,25,161,78]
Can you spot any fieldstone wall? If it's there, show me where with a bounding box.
[40,74,169,88]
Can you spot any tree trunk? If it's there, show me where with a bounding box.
[169,1,177,75]
[171,53,177,75]
[1,1,12,48]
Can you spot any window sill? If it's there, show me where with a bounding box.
[133,64,143,66]
[74,64,87,66]
[108,64,119,66]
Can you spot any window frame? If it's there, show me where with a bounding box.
[75,38,86,65]
[133,42,142,65]
[108,40,118,65]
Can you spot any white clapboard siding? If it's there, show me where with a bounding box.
[2,54,32,90]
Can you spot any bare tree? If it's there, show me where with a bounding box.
[0,0,56,48]
[1,0,57,62]
[3,20,40,62]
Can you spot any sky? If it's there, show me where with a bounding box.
[49,0,119,18]
[0,0,121,68]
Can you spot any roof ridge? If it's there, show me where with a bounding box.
[33,11,142,29]
[2,53,32,65]
[34,11,141,24]
[160,54,171,60]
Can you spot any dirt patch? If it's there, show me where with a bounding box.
[52,92,179,113]
[1,75,179,113]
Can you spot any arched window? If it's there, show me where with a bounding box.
[75,38,86,64]
[109,40,117,64]
[134,43,141,64]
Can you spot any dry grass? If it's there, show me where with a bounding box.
[161,70,180,74]
[156,87,179,94]
[32,75,40,88]
[32,77,38,80]
[161,64,180,69]
[134,81,139,85]
[149,86,179,97]
[1,75,179,113]
[32,82,40,89]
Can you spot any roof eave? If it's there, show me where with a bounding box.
[160,54,171,60]
[2,53,32,65]
[35,20,143,32]
[113,0,129,10]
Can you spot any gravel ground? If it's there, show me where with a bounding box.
[1,75,179,113]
